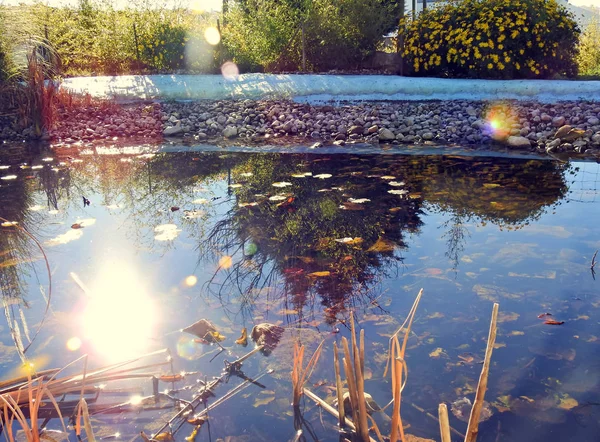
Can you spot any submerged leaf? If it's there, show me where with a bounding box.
[309,271,331,277]
[367,237,396,253]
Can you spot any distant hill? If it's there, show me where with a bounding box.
[560,0,600,28]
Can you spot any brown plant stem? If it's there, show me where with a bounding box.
[464,303,499,442]
[439,403,451,442]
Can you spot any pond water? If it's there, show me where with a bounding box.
[1,144,600,442]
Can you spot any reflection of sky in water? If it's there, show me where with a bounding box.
[0,151,599,441]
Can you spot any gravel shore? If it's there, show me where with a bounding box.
[4,99,600,154]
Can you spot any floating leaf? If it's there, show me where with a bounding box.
[183,319,219,341]
[185,425,202,442]
[557,396,578,410]
[187,416,207,426]
[192,198,210,204]
[334,237,363,245]
[1,221,17,227]
[538,313,552,318]
[153,433,174,442]
[269,195,288,201]
[309,271,331,277]
[228,184,243,188]
[544,320,565,325]
[71,223,83,229]
[347,198,370,204]
[498,312,520,322]
[209,331,225,342]
[388,189,408,195]
[429,347,447,358]
[253,395,275,407]
[313,174,332,179]
[426,312,444,319]
[184,210,204,219]
[272,182,292,188]
[508,331,525,336]
[47,230,83,246]
[380,175,396,180]
[239,202,258,208]
[291,172,312,178]
[388,181,405,187]
[235,328,248,346]
[483,183,501,188]
[240,172,253,177]
[276,196,295,208]
[367,237,396,253]
[154,224,181,241]
[251,323,284,355]
[0,175,17,180]
[340,202,365,211]
[170,206,180,212]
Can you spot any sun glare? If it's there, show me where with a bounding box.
[81,262,156,363]
[204,27,221,46]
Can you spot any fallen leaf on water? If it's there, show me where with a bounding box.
[185,425,202,442]
[240,172,253,177]
[46,230,83,246]
[276,196,295,208]
[0,175,17,180]
[228,184,243,188]
[498,312,520,323]
[388,189,408,195]
[153,433,174,442]
[253,395,275,407]
[208,331,225,342]
[187,416,207,426]
[159,374,184,382]
[347,198,370,204]
[544,320,565,325]
[71,223,83,229]
[426,312,444,319]
[269,195,288,202]
[367,237,396,253]
[494,343,506,349]
[272,182,292,188]
[380,175,396,180]
[184,210,204,219]
[340,202,365,211]
[170,206,180,212]
[192,198,210,204]
[483,183,501,189]
[1,221,18,227]
[334,237,363,245]
[575,315,589,321]
[557,396,578,410]
[508,331,525,336]
[235,328,248,346]
[313,174,332,179]
[429,347,447,358]
[538,313,552,318]
[238,202,258,208]
[154,224,181,241]
[388,181,405,187]
[309,271,331,277]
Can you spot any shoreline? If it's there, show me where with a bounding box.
[1,96,600,157]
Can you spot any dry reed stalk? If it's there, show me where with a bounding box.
[292,340,324,407]
[302,388,379,442]
[464,303,499,442]
[439,404,451,442]
[333,341,345,428]
[386,289,423,442]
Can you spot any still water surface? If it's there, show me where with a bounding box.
[0,144,599,442]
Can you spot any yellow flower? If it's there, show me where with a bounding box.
[498,63,505,70]
[516,62,521,70]
[487,63,493,69]
[519,49,525,55]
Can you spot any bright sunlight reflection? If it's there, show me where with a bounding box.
[81,262,156,363]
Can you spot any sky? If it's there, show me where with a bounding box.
[569,0,600,7]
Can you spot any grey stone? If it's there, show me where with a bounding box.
[421,132,434,140]
[222,125,238,138]
[163,125,183,136]
[588,117,600,125]
[378,128,395,141]
[552,116,566,127]
[506,136,531,148]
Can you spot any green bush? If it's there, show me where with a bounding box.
[401,0,581,79]
[223,0,399,72]
[577,12,600,77]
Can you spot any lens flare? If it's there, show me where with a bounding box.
[176,335,204,360]
[81,261,156,363]
[204,27,221,46]
[484,103,513,140]
[67,337,82,351]
[184,275,198,287]
[221,61,239,80]
[218,255,233,269]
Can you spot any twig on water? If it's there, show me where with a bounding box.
[591,250,598,280]
[438,404,451,442]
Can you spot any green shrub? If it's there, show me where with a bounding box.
[577,12,600,77]
[223,0,399,72]
[401,0,581,79]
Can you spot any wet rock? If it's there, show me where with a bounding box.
[310,142,323,149]
[222,125,238,138]
[451,397,492,423]
[378,128,395,141]
[348,125,364,135]
[506,136,531,148]
[421,132,434,140]
[163,124,183,136]
[367,125,379,134]
[552,116,566,127]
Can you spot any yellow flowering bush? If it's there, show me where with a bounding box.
[401,0,580,79]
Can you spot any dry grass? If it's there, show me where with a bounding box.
[385,288,423,442]
[291,340,324,407]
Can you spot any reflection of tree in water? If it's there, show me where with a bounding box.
[393,156,570,267]
[201,154,426,324]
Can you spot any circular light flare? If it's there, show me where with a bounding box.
[67,337,82,351]
[204,27,221,46]
[221,61,239,80]
[130,395,143,406]
[218,255,233,269]
[184,275,198,287]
